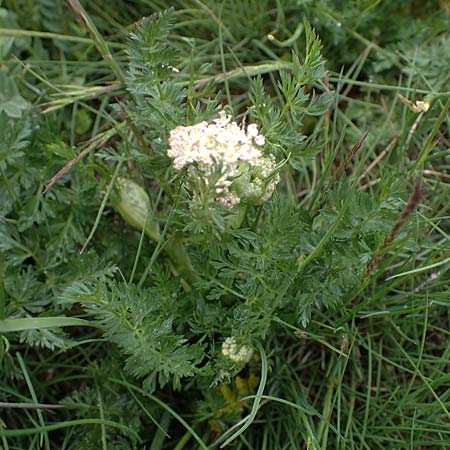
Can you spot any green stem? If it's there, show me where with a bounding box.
[164,233,201,285]
[142,222,200,287]
[113,177,199,287]
[226,203,248,230]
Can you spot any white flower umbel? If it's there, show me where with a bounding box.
[168,111,279,207]
[221,337,254,364]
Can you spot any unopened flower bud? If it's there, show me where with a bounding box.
[233,157,280,205]
[221,337,253,364]
[114,177,160,242]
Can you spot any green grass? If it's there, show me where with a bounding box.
[1,1,449,449]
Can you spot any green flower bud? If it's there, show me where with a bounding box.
[232,158,280,206]
[114,177,160,242]
[221,337,253,364]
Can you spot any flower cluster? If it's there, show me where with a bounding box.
[221,337,253,364]
[167,112,279,207]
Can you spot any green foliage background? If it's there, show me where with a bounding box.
[0,1,449,448]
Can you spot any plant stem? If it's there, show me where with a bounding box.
[164,233,201,285]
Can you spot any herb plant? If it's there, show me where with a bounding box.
[1,2,449,449]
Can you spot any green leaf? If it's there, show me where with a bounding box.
[0,317,97,333]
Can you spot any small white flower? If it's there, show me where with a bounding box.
[254,134,265,146]
[167,111,279,207]
[415,100,430,112]
[221,337,253,364]
[247,123,259,138]
[217,193,241,208]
